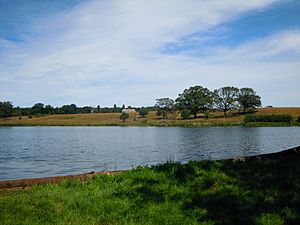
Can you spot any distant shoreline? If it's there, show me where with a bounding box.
[0,107,300,127]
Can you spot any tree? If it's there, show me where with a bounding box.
[119,112,129,122]
[30,103,44,115]
[80,106,93,114]
[59,104,78,114]
[155,98,174,119]
[0,101,13,118]
[113,104,117,112]
[70,104,78,113]
[213,86,239,117]
[238,88,261,113]
[139,108,148,118]
[44,105,54,114]
[12,106,22,117]
[176,85,213,118]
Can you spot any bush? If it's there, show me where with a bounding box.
[297,115,300,123]
[244,114,293,124]
[119,112,129,122]
[181,109,192,120]
[138,108,148,118]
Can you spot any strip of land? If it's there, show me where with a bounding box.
[0,107,300,127]
[1,146,299,225]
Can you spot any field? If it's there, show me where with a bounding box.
[1,147,299,225]
[0,107,300,127]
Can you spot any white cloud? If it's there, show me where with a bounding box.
[200,29,300,61]
[1,0,299,107]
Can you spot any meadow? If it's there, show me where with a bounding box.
[0,147,299,225]
[0,107,300,127]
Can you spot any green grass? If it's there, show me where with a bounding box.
[1,153,299,225]
[244,114,293,124]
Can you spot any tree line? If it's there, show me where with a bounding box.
[0,101,155,118]
[0,85,261,119]
[155,85,261,119]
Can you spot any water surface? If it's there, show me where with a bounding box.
[0,126,299,180]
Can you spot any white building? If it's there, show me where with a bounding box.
[122,108,136,113]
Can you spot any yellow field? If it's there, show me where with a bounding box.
[0,108,299,126]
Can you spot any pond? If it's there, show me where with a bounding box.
[0,126,299,180]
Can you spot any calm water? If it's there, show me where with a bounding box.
[0,126,299,180]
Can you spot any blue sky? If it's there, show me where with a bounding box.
[0,0,300,107]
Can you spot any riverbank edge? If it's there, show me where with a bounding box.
[0,121,299,127]
[1,145,299,191]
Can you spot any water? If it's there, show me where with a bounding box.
[0,126,299,180]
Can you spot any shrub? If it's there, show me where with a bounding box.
[297,115,300,123]
[119,112,129,122]
[244,114,293,124]
[181,109,192,120]
[139,108,148,118]
[28,115,33,119]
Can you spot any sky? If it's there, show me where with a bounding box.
[0,0,300,107]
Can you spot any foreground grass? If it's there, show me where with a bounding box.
[0,107,300,127]
[1,152,299,225]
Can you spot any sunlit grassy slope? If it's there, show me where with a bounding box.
[1,149,299,225]
[0,107,299,126]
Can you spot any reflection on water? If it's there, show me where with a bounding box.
[0,126,299,180]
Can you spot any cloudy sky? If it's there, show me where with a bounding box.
[0,0,299,107]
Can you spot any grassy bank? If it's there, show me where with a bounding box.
[0,107,300,127]
[1,148,299,225]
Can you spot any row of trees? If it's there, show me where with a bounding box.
[0,86,261,119]
[156,86,261,119]
[0,101,155,118]
[0,102,96,118]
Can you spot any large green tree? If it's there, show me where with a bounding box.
[238,88,262,113]
[213,86,239,117]
[175,86,213,118]
[155,98,174,119]
[0,101,13,118]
